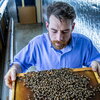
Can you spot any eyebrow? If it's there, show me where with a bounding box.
[51,28,69,31]
[51,28,57,31]
[62,29,70,31]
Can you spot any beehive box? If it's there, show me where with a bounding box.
[18,6,36,24]
[12,68,100,100]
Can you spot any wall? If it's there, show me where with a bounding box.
[42,0,100,51]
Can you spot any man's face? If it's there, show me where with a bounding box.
[46,15,75,50]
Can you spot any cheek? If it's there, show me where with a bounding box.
[64,34,71,41]
[49,32,56,40]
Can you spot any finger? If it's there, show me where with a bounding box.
[92,65,98,72]
[91,61,98,72]
[97,64,100,75]
[5,78,12,89]
[11,69,17,81]
[4,70,16,88]
[4,67,17,88]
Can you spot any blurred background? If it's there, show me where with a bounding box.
[0,0,100,100]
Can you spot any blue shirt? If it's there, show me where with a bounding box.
[12,33,100,72]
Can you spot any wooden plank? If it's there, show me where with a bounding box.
[17,68,92,76]
[12,81,15,100]
[72,67,92,71]
[93,71,100,84]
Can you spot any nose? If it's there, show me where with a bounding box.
[56,31,63,41]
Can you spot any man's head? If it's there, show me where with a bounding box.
[46,2,76,50]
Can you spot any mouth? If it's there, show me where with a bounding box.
[55,42,62,46]
[51,40,67,50]
[52,42,66,50]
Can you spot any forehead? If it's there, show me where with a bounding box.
[49,15,72,30]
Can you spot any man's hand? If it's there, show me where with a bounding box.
[91,61,100,75]
[4,64,21,88]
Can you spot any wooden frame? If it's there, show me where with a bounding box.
[12,68,100,100]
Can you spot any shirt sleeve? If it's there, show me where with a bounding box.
[12,41,36,72]
[83,40,100,67]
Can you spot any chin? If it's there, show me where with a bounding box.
[54,45,65,50]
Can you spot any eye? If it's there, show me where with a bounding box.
[52,30,57,33]
[62,31,69,34]
[51,29,57,33]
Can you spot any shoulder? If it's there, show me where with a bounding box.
[72,33,92,44]
[28,33,48,46]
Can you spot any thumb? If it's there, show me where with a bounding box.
[11,69,17,81]
[91,61,98,72]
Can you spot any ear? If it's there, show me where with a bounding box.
[45,21,49,30]
[72,22,75,31]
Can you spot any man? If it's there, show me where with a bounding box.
[5,1,100,88]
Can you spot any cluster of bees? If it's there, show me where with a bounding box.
[18,68,100,100]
